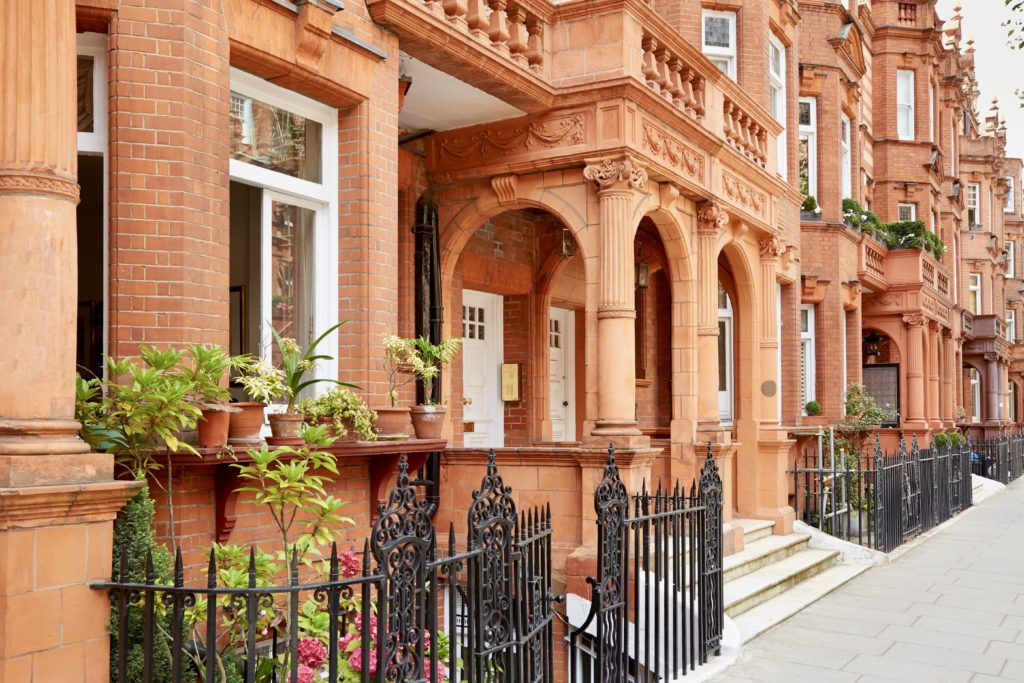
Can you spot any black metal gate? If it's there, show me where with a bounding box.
[567,445,724,682]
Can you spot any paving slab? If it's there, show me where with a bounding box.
[710,478,1024,682]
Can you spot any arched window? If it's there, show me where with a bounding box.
[718,282,734,425]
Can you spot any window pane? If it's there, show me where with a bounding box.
[770,42,782,77]
[718,321,727,390]
[271,201,316,384]
[799,102,811,127]
[230,92,323,183]
[799,136,811,196]
[77,56,94,133]
[704,16,732,48]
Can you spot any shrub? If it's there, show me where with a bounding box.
[932,432,949,449]
[298,387,377,441]
[883,220,946,259]
[805,400,822,416]
[842,198,886,236]
[801,195,821,214]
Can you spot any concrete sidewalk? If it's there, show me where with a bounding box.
[712,478,1024,682]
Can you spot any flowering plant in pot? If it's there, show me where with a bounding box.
[267,322,357,442]
[297,387,377,443]
[374,334,417,439]
[402,336,462,440]
[180,343,241,449]
[232,356,287,445]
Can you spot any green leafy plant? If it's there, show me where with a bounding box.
[801,194,821,215]
[842,198,886,237]
[180,344,241,411]
[234,356,288,405]
[382,334,416,407]
[932,432,949,449]
[76,347,202,479]
[401,337,462,405]
[883,220,946,259]
[271,321,356,413]
[805,400,822,416]
[949,431,967,448]
[833,383,897,460]
[297,387,377,441]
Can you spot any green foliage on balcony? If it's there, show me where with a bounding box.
[842,198,946,260]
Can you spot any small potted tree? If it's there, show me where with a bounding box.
[232,356,287,445]
[375,334,416,439]
[404,336,462,440]
[297,386,377,443]
[181,343,240,448]
[267,323,355,441]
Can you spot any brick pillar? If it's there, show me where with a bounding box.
[928,322,941,428]
[0,1,139,680]
[582,156,647,447]
[108,0,231,355]
[904,314,927,430]
[696,200,728,437]
[941,329,955,427]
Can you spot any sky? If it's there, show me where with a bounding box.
[935,0,1024,160]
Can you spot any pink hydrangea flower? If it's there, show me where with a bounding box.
[354,611,378,638]
[349,646,378,675]
[293,664,315,683]
[338,631,359,652]
[297,636,327,670]
[339,549,361,579]
[434,660,448,683]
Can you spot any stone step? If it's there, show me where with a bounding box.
[732,518,775,544]
[724,548,839,618]
[730,563,870,643]
[723,533,812,583]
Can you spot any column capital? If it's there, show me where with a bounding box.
[903,313,926,328]
[697,199,729,233]
[758,234,786,260]
[942,327,954,340]
[984,352,998,363]
[583,156,648,192]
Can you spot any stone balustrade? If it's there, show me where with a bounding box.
[640,31,706,120]
[862,240,887,283]
[723,97,768,168]
[435,0,546,73]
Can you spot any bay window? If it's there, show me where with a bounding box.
[897,69,915,141]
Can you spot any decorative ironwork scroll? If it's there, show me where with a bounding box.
[698,442,724,655]
[593,444,629,682]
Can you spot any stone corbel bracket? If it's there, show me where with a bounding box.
[295,0,342,69]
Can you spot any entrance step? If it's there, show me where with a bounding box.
[724,547,839,618]
[723,532,812,583]
[733,518,775,544]
[731,563,870,643]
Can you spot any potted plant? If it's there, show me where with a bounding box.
[297,387,377,444]
[375,334,417,439]
[233,356,287,445]
[181,344,240,449]
[805,400,822,417]
[800,194,822,220]
[932,432,949,449]
[403,336,462,440]
[267,322,355,442]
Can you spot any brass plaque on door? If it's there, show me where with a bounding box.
[501,363,520,401]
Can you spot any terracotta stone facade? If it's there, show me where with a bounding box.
[2,0,1023,678]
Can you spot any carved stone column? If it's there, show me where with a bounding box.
[696,201,728,433]
[758,236,784,426]
[0,2,139,680]
[903,314,927,429]
[584,157,648,446]
[941,328,955,426]
[927,321,941,428]
[986,353,1001,423]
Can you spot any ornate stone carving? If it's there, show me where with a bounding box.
[903,313,926,327]
[640,122,705,181]
[721,171,767,216]
[490,174,518,205]
[0,172,79,202]
[696,200,729,233]
[758,235,786,258]
[436,113,585,160]
[583,156,648,190]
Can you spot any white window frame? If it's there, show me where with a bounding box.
[799,97,818,200]
[801,305,816,414]
[969,368,982,423]
[1008,241,1016,278]
[228,68,339,400]
[840,113,852,199]
[77,33,110,373]
[769,35,787,181]
[968,273,982,315]
[1007,309,1016,343]
[1006,177,1016,213]
[1010,381,1018,423]
[928,80,935,142]
[897,69,915,141]
[718,285,734,425]
[967,182,980,226]
[897,203,916,222]
[702,10,737,79]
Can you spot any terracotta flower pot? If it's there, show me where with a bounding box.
[315,416,360,444]
[197,408,231,449]
[374,406,412,440]
[410,405,446,440]
[228,402,265,445]
[268,412,305,439]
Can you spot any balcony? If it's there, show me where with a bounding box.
[859,237,954,325]
[962,310,974,339]
[972,314,1005,341]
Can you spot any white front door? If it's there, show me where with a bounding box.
[549,307,576,442]
[462,290,504,448]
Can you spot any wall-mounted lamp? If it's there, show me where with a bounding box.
[556,227,576,259]
[864,331,883,357]
[635,247,650,289]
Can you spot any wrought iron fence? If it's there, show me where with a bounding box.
[971,437,1024,484]
[567,444,724,682]
[792,434,972,553]
[97,446,725,683]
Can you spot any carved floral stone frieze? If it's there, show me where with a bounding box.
[640,121,705,182]
[721,170,767,217]
[436,113,585,161]
[758,235,786,258]
[583,156,648,190]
